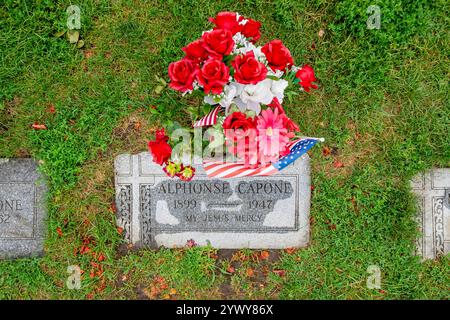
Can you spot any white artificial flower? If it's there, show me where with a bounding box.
[267,68,284,78]
[252,46,267,63]
[219,83,239,110]
[238,79,274,114]
[203,83,241,111]
[270,79,289,103]
[290,65,300,73]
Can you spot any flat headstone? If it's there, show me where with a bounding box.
[114,152,310,249]
[0,159,47,259]
[411,169,450,260]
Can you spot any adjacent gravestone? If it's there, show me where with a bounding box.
[114,152,310,249]
[411,169,450,260]
[0,159,47,259]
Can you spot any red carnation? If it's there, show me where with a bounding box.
[202,29,234,58]
[241,18,261,43]
[261,40,294,72]
[148,129,172,166]
[295,64,318,92]
[209,12,241,35]
[197,58,230,94]
[168,59,198,92]
[182,39,209,64]
[232,51,267,85]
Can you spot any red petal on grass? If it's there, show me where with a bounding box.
[333,160,344,168]
[273,269,286,277]
[31,123,47,130]
[260,250,270,260]
[322,146,331,157]
[56,227,63,237]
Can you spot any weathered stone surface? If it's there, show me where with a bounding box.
[0,159,47,259]
[114,152,311,249]
[411,169,450,260]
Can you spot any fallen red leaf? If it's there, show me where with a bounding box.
[56,227,63,237]
[47,105,56,114]
[31,123,47,130]
[285,248,297,255]
[333,160,344,168]
[246,268,255,277]
[273,269,286,277]
[117,227,124,235]
[226,266,235,274]
[98,253,105,262]
[322,146,331,157]
[260,250,270,260]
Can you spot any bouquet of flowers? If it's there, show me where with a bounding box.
[149,12,322,180]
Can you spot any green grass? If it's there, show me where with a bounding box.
[0,0,449,299]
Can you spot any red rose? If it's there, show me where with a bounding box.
[223,111,257,133]
[241,18,261,43]
[223,112,258,166]
[155,128,169,141]
[182,39,209,64]
[267,97,285,114]
[202,29,234,57]
[232,51,267,85]
[148,129,172,165]
[168,59,197,92]
[209,12,241,34]
[261,40,294,72]
[268,98,299,133]
[197,58,230,94]
[295,64,318,92]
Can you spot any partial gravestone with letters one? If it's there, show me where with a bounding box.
[114,152,310,249]
[0,159,47,259]
[411,169,450,260]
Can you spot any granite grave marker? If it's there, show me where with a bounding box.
[411,168,450,259]
[114,152,311,249]
[0,159,47,259]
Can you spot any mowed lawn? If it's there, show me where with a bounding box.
[0,0,448,299]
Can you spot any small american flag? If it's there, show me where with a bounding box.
[203,137,323,178]
[193,106,222,128]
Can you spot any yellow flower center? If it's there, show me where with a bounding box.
[266,127,273,136]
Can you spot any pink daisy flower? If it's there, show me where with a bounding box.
[256,108,290,164]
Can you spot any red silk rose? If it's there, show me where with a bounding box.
[232,51,267,85]
[182,39,209,64]
[209,12,241,35]
[223,112,258,167]
[268,98,299,133]
[197,58,230,94]
[148,129,172,165]
[202,29,234,57]
[240,18,261,43]
[295,64,318,92]
[168,59,197,92]
[261,39,294,72]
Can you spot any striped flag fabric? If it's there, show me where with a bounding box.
[203,137,323,178]
[193,106,222,128]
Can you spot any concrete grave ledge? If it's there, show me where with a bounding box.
[0,158,47,259]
